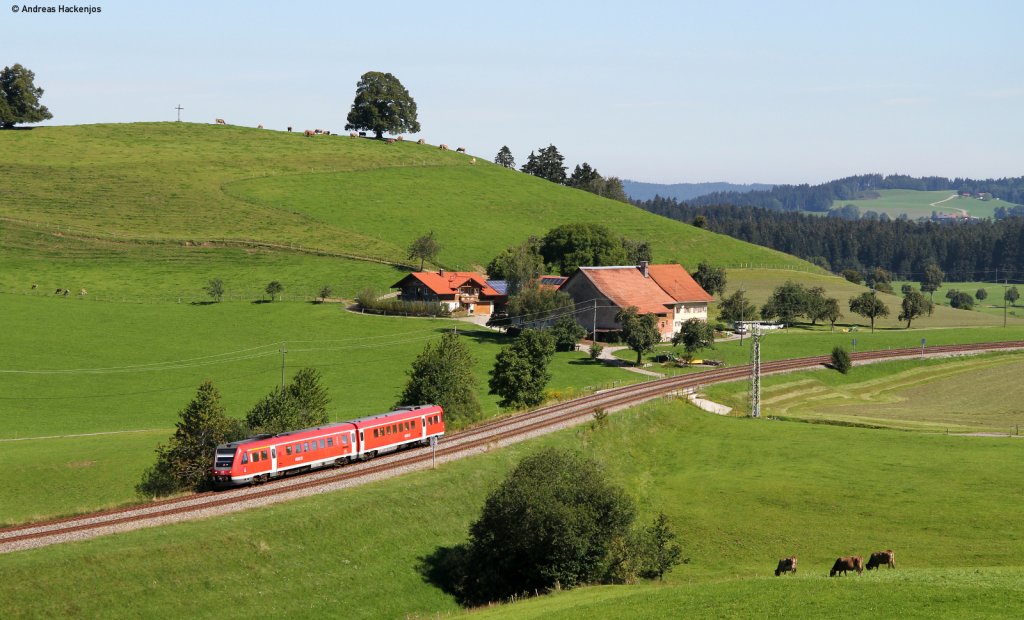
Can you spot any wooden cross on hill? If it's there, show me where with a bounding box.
[175,104,184,122]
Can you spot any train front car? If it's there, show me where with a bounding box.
[211,439,250,488]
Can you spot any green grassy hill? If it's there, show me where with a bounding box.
[0,122,813,300]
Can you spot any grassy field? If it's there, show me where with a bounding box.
[703,351,1024,433]
[3,398,1023,618]
[0,293,643,524]
[818,189,1010,220]
[893,279,1024,321]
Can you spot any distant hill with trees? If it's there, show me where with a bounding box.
[622,180,774,202]
[683,173,1024,212]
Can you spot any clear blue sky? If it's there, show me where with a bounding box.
[6,0,1023,184]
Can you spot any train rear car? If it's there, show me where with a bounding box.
[351,404,444,460]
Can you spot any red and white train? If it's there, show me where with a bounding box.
[211,404,444,488]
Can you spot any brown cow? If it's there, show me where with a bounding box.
[439,144,449,151]
[385,138,395,144]
[417,138,425,145]
[215,118,226,125]
[395,136,403,141]
[830,556,863,576]
[865,550,895,570]
[304,130,315,137]
[774,556,797,576]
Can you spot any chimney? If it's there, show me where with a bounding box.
[639,261,649,278]
[439,268,445,277]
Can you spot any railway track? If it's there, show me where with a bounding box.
[2,340,1022,553]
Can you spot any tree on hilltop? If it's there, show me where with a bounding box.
[521,144,567,184]
[494,145,515,169]
[0,64,52,128]
[344,71,420,139]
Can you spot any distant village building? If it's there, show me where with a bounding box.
[391,270,502,316]
[559,261,713,341]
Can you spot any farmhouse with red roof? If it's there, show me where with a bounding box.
[391,269,503,316]
[559,261,713,340]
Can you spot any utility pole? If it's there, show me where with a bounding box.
[593,299,598,342]
[175,104,184,122]
[280,342,287,389]
[750,325,761,418]
[1004,278,1009,328]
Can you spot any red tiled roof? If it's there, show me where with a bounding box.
[647,264,714,303]
[392,271,501,297]
[576,264,712,314]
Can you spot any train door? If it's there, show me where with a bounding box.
[421,416,427,440]
[271,447,278,474]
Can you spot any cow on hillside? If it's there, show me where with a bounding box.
[866,550,895,570]
[439,144,449,151]
[830,556,863,576]
[304,130,316,137]
[456,146,466,153]
[215,118,226,125]
[417,138,425,145]
[774,556,797,576]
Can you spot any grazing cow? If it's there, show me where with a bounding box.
[470,157,476,165]
[439,144,449,151]
[866,550,895,570]
[830,556,863,577]
[417,138,425,145]
[63,289,69,297]
[395,136,403,141]
[257,124,264,129]
[31,283,38,289]
[456,146,466,153]
[359,131,367,137]
[55,288,63,295]
[323,130,331,135]
[774,556,797,576]
[350,132,359,137]
[287,126,293,132]
[79,288,88,297]
[385,138,395,144]
[304,130,315,137]
[215,118,226,125]
[314,129,323,135]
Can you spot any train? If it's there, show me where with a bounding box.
[211,404,444,488]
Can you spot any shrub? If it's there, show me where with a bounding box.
[589,342,604,360]
[356,287,452,317]
[831,346,852,374]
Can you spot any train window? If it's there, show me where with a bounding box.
[286,446,292,456]
[261,450,268,460]
[271,448,276,459]
[303,442,309,452]
[411,420,417,428]
[341,435,348,445]
[242,453,248,464]
[327,438,334,448]
[320,439,325,449]
[252,452,259,462]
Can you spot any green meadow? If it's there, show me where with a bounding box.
[820,189,1010,220]
[892,279,1024,322]
[2,399,1022,618]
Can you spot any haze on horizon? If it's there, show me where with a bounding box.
[6,0,1022,186]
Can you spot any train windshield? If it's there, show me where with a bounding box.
[214,447,236,468]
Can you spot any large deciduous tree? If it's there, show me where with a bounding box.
[920,263,944,301]
[717,289,758,325]
[898,290,931,328]
[486,238,544,296]
[408,231,441,271]
[460,447,637,602]
[0,64,52,128]
[344,71,421,139]
[671,318,714,360]
[849,292,890,333]
[504,286,576,329]
[398,332,481,427]
[540,222,628,276]
[137,380,242,496]
[616,306,661,365]
[1007,286,1020,306]
[488,329,556,409]
[760,281,809,326]
[690,261,726,297]
[550,314,587,352]
[521,144,567,184]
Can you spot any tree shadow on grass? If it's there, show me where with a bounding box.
[251,299,272,305]
[435,327,510,346]
[189,300,219,306]
[416,543,473,606]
